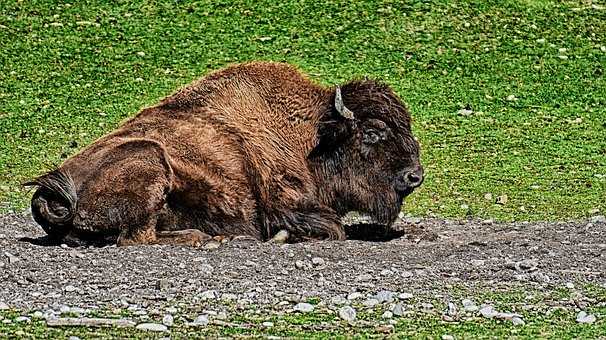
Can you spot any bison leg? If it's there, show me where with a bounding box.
[264,203,345,242]
[155,229,212,247]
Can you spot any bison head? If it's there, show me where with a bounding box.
[310,80,423,226]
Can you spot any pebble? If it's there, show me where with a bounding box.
[162,314,174,327]
[479,305,497,318]
[380,269,393,276]
[391,303,405,316]
[347,292,364,300]
[576,311,596,324]
[590,215,606,223]
[362,298,379,308]
[192,315,209,326]
[330,296,347,305]
[68,337,81,340]
[442,335,455,340]
[293,302,314,313]
[457,108,473,116]
[512,317,525,326]
[262,321,274,327]
[32,311,44,319]
[374,290,395,303]
[165,307,178,314]
[565,282,575,289]
[203,241,220,250]
[401,271,414,278]
[382,311,393,319]
[0,302,9,310]
[271,230,289,243]
[515,259,538,271]
[356,274,373,282]
[156,279,170,290]
[311,257,325,267]
[338,306,356,322]
[199,290,217,300]
[15,316,31,323]
[64,285,77,293]
[398,292,414,300]
[136,323,168,332]
[447,302,458,316]
[4,252,19,264]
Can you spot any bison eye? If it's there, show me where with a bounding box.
[363,130,381,144]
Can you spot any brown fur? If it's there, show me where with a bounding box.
[25,62,423,246]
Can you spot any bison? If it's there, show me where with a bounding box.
[25,62,423,247]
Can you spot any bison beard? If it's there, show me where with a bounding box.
[24,62,423,247]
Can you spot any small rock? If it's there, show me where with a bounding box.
[401,271,414,278]
[271,230,289,243]
[462,299,478,312]
[512,317,525,326]
[506,95,517,101]
[68,336,81,340]
[165,307,178,314]
[515,259,538,271]
[576,311,596,324]
[156,279,169,290]
[565,282,575,289]
[262,321,274,327]
[338,306,356,322]
[192,315,209,326]
[330,296,347,305]
[447,302,458,316]
[398,292,414,300]
[356,274,373,282]
[199,290,217,300]
[15,316,30,323]
[382,311,393,319]
[484,193,493,201]
[32,311,44,319]
[457,108,473,116]
[347,292,363,300]
[162,315,174,327]
[4,252,19,264]
[203,241,220,249]
[362,298,379,308]
[380,269,393,276]
[590,215,606,223]
[64,285,77,293]
[391,303,405,316]
[0,302,9,310]
[221,293,238,301]
[136,51,146,57]
[496,194,508,205]
[311,257,325,267]
[293,302,314,313]
[479,305,497,318]
[136,323,167,332]
[295,260,306,269]
[374,290,395,303]
[481,219,493,225]
[442,335,455,340]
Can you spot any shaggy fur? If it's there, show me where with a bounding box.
[25,62,423,246]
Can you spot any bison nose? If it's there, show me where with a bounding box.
[403,167,424,189]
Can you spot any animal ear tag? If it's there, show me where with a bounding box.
[334,87,355,120]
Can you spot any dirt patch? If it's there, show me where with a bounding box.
[0,212,604,316]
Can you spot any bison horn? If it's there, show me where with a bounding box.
[334,87,355,120]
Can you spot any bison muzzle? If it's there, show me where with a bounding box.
[25,62,423,247]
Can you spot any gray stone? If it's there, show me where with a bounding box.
[156,279,170,290]
[391,303,405,317]
[262,321,274,327]
[398,292,414,300]
[590,215,606,223]
[356,273,373,282]
[311,257,325,267]
[136,323,168,332]
[199,290,217,300]
[479,305,497,318]
[447,302,458,316]
[330,296,347,305]
[382,311,393,319]
[576,311,596,324]
[162,314,174,327]
[0,302,9,310]
[362,298,379,308]
[4,252,19,264]
[347,292,363,300]
[374,290,395,303]
[442,335,455,340]
[338,306,356,322]
[462,299,478,312]
[512,317,525,326]
[15,316,30,323]
[293,302,314,313]
[192,315,209,326]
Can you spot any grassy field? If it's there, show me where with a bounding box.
[1,0,605,220]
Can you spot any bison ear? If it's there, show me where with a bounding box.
[334,87,355,120]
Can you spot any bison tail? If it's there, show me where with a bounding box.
[23,170,77,232]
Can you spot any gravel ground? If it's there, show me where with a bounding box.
[1,212,605,330]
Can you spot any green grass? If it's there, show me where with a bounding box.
[1,1,605,219]
[1,304,605,338]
